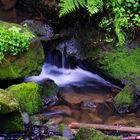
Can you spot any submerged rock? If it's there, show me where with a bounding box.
[114,79,140,113]
[0,89,24,132]
[75,127,120,140]
[6,82,43,115]
[0,20,44,80]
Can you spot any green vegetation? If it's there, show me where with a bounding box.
[0,25,34,62]
[0,89,24,132]
[75,127,120,140]
[7,82,43,115]
[59,0,140,46]
[114,79,140,113]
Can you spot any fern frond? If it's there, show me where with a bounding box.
[86,0,103,15]
[59,0,86,17]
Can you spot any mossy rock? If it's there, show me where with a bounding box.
[43,81,59,97]
[6,82,43,115]
[0,20,44,80]
[0,88,24,132]
[75,127,120,140]
[0,110,24,132]
[114,79,140,113]
[0,89,18,114]
[45,136,68,140]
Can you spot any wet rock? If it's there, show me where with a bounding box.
[106,114,140,127]
[59,86,112,105]
[6,82,43,115]
[0,21,44,80]
[23,112,30,125]
[80,100,96,110]
[114,79,140,113]
[49,105,72,116]
[75,127,120,140]
[43,80,59,97]
[22,19,54,37]
[0,89,24,132]
[49,115,64,124]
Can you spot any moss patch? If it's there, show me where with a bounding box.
[0,110,24,132]
[45,136,68,140]
[75,127,120,140]
[0,88,24,132]
[7,82,43,115]
[114,79,140,113]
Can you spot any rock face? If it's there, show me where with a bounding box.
[114,79,140,113]
[7,82,43,115]
[0,21,44,80]
[0,89,24,132]
[22,20,54,37]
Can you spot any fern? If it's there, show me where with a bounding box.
[59,0,86,17]
[59,0,103,17]
[86,0,103,15]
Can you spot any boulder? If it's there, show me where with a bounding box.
[22,19,54,37]
[0,20,44,80]
[0,89,24,132]
[75,127,120,140]
[6,82,43,115]
[114,79,140,113]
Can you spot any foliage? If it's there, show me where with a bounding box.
[59,0,140,46]
[0,25,34,62]
[59,0,103,17]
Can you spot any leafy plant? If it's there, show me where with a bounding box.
[0,25,34,62]
[59,0,103,17]
[59,0,140,46]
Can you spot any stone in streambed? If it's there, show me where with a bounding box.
[106,114,140,127]
[59,86,112,105]
[114,79,140,113]
[6,82,43,115]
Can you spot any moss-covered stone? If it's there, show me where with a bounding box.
[43,81,59,97]
[6,82,43,115]
[0,110,24,132]
[0,88,24,132]
[0,20,44,80]
[45,136,68,140]
[0,89,18,114]
[114,79,140,113]
[75,127,120,140]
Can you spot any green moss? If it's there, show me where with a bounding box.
[43,81,59,97]
[7,82,43,115]
[75,127,120,140]
[0,110,24,132]
[114,79,140,113]
[0,88,24,132]
[90,44,140,83]
[0,89,18,114]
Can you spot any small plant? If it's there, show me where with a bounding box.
[0,25,35,62]
[59,0,140,46]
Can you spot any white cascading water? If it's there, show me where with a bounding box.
[25,44,119,88]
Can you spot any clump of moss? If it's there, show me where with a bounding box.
[0,110,24,132]
[7,82,43,115]
[114,79,140,113]
[0,88,24,132]
[75,127,120,140]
